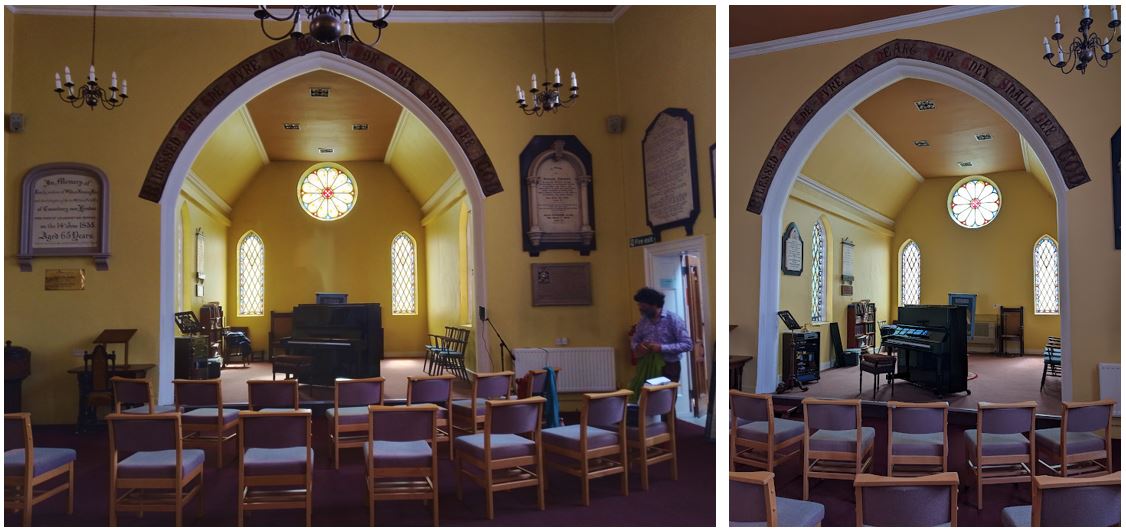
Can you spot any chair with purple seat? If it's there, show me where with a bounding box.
[247,379,299,411]
[1000,472,1121,526]
[854,472,958,526]
[173,379,239,467]
[407,374,456,460]
[730,391,803,473]
[106,412,204,526]
[455,396,546,520]
[629,382,679,491]
[887,401,948,477]
[451,371,514,435]
[111,376,175,415]
[4,413,76,526]
[542,389,631,506]
[238,410,313,526]
[964,401,1036,510]
[801,398,875,501]
[1035,399,1113,477]
[329,377,385,469]
[729,471,825,526]
[364,404,440,526]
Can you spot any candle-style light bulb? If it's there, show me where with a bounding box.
[1083,5,1091,19]
[64,66,72,85]
[554,68,561,85]
[1055,15,1061,35]
[55,72,62,91]
[1043,37,1052,56]
[1113,5,1120,23]
[377,6,386,19]
[111,71,117,89]
[516,84,523,100]
[531,73,537,89]
[122,80,127,97]
[570,71,577,87]
[89,64,95,83]
[1103,39,1112,55]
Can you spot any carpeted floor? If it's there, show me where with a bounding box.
[5,418,715,527]
[218,358,470,404]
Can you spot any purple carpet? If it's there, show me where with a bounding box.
[5,417,715,527]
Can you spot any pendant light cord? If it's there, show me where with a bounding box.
[90,5,96,71]
[541,11,548,82]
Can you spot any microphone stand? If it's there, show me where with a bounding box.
[483,316,513,372]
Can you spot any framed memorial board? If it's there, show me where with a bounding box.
[531,263,592,306]
[642,108,700,238]
[782,222,803,276]
[19,163,110,272]
[519,136,595,256]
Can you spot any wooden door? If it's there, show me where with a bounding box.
[681,254,708,417]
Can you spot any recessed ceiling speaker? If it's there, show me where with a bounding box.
[606,115,624,134]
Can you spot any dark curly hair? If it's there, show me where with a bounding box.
[633,287,665,307]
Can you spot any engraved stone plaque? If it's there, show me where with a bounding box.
[19,163,111,271]
[520,136,595,256]
[643,108,700,237]
[531,263,592,306]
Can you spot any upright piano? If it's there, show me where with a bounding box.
[284,303,384,386]
[884,305,969,396]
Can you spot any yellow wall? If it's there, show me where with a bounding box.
[190,108,266,206]
[225,161,427,356]
[891,171,1060,350]
[731,6,1119,404]
[387,111,456,204]
[424,198,468,336]
[180,197,229,313]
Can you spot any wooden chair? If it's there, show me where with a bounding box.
[247,379,299,411]
[518,367,561,398]
[4,413,76,526]
[1001,472,1121,526]
[452,371,514,434]
[329,377,385,469]
[77,344,116,432]
[272,355,314,381]
[730,391,803,472]
[238,410,313,526]
[434,327,471,380]
[964,401,1037,509]
[630,382,680,491]
[542,389,631,506]
[365,405,440,526]
[801,398,875,501]
[107,413,204,526]
[854,472,959,526]
[268,311,293,360]
[729,471,825,526]
[887,401,948,476]
[1041,336,1062,390]
[859,352,897,400]
[111,376,174,414]
[224,326,252,366]
[1035,399,1113,477]
[407,374,456,460]
[454,396,546,520]
[998,306,1024,357]
[173,379,239,467]
[424,326,456,375]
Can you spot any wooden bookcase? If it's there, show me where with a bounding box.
[846,301,877,350]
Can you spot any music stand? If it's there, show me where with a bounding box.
[93,329,137,367]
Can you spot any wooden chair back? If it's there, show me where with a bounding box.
[111,376,155,414]
[247,379,299,410]
[83,344,116,394]
[854,472,959,526]
[1055,399,1115,476]
[887,401,949,475]
[4,413,32,468]
[729,471,778,526]
[1031,472,1121,526]
[268,311,293,358]
[999,306,1024,337]
[237,410,313,526]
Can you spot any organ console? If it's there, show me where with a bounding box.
[282,303,384,386]
[884,305,969,397]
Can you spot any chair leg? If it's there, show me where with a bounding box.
[433,484,440,527]
[455,455,464,501]
[1041,362,1048,391]
[803,451,810,501]
[197,470,204,519]
[581,461,591,506]
[671,438,679,481]
[639,446,650,491]
[537,457,546,511]
[975,470,983,510]
[485,469,495,520]
[621,447,630,496]
[68,463,75,514]
[175,484,183,527]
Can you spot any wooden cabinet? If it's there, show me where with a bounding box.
[778,331,820,393]
[847,301,877,350]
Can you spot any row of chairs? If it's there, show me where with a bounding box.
[730,470,1121,527]
[730,393,1115,509]
[424,326,471,380]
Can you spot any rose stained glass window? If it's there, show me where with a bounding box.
[237,231,265,316]
[1033,235,1060,315]
[298,165,356,221]
[900,240,921,306]
[391,232,417,315]
[948,176,1001,229]
[810,220,827,323]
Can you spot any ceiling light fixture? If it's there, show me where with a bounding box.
[515,12,578,117]
[957,161,974,168]
[974,133,993,141]
[1043,5,1119,74]
[54,6,127,110]
[254,6,393,56]
[913,99,936,111]
[913,140,931,147]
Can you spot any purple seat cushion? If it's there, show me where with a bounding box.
[243,447,311,476]
[809,427,876,453]
[117,449,204,479]
[542,425,619,451]
[362,440,433,468]
[625,419,669,440]
[730,497,825,527]
[5,447,77,476]
[450,399,485,416]
[1000,505,1031,527]
[735,417,804,444]
[1034,428,1106,455]
[258,407,297,413]
[891,432,944,456]
[455,433,535,460]
[122,404,177,415]
[964,430,1029,457]
[181,407,239,424]
[327,406,370,426]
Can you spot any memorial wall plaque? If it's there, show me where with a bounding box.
[642,108,700,238]
[520,136,595,256]
[45,269,86,290]
[782,222,803,276]
[531,263,592,306]
[19,163,111,272]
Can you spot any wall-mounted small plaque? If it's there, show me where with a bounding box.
[45,268,86,290]
[629,234,658,247]
[531,263,592,306]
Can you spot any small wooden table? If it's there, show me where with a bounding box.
[730,355,754,391]
[68,363,155,432]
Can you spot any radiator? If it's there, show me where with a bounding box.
[968,316,997,352]
[1098,362,1120,416]
[512,347,616,393]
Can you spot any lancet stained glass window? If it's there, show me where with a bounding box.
[391,232,418,315]
[1033,236,1060,314]
[810,220,827,323]
[237,231,265,316]
[900,240,921,306]
[948,176,1001,229]
[298,165,356,221]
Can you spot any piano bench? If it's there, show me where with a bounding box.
[272,355,314,381]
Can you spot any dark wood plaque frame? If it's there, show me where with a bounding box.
[519,135,595,256]
[531,263,593,306]
[642,107,701,239]
[19,162,111,272]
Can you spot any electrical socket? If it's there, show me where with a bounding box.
[555,337,569,346]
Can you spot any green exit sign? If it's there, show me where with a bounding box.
[629,234,659,247]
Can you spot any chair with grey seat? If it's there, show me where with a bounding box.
[5,413,77,526]
[729,471,825,526]
[1001,472,1120,526]
[854,472,959,526]
[247,379,299,411]
[801,398,875,501]
[111,376,176,414]
[730,391,803,472]
[887,401,948,476]
[964,401,1036,509]
[1034,399,1113,477]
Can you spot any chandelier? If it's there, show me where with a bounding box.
[54,6,127,110]
[1043,5,1120,74]
[253,6,393,55]
[516,12,578,116]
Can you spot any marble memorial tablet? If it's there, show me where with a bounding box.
[520,136,595,256]
[643,108,700,237]
[782,222,803,276]
[19,163,111,271]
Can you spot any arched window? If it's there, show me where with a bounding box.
[900,240,921,306]
[391,231,418,315]
[1033,235,1060,315]
[237,231,265,316]
[810,220,827,323]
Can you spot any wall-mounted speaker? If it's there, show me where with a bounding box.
[6,113,24,133]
